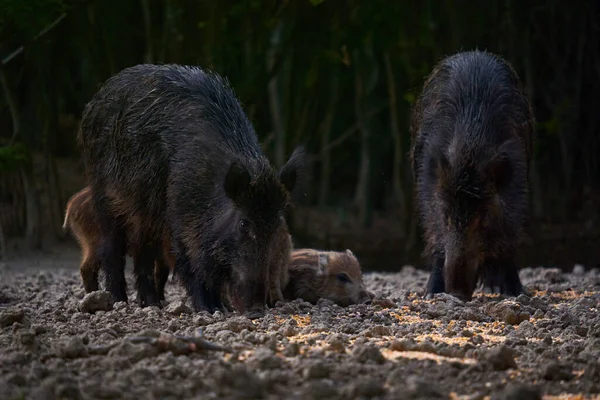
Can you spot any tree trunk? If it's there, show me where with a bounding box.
[0,221,6,260]
[352,49,372,228]
[1,69,20,143]
[383,51,406,232]
[21,167,42,250]
[267,19,286,168]
[318,72,339,207]
[45,152,65,239]
[141,0,154,63]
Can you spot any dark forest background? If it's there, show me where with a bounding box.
[0,0,599,271]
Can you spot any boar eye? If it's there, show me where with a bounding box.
[336,273,351,284]
[238,219,254,238]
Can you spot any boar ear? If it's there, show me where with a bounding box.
[317,253,329,275]
[224,162,251,201]
[279,146,306,194]
[345,249,354,257]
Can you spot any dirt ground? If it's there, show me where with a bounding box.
[0,245,599,400]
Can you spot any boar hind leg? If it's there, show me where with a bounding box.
[424,254,445,299]
[480,258,528,297]
[132,243,160,308]
[154,258,170,302]
[96,208,128,303]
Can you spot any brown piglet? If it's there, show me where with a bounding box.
[62,187,174,301]
[283,248,372,306]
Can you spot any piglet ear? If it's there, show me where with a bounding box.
[317,253,329,276]
[278,146,306,194]
[345,249,354,257]
[224,162,251,201]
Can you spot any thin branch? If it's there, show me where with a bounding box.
[1,13,67,67]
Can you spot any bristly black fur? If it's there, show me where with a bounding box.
[409,50,535,301]
[78,64,305,312]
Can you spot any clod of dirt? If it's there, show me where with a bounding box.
[372,297,396,308]
[390,338,415,351]
[57,337,89,359]
[212,364,265,398]
[352,344,386,364]
[346,379,386,398]
[164,300,191,315]
[302,360,330,379]
[326,334,346,352]
[247,347,282,370]
[542,362,573,381]
[486,303,520,325]
[492,383,541,400]
[78,291,114,313]
[0,308,25,327]
[481,345,517,371]
[392,375,445,399]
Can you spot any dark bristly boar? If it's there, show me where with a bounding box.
[283,248,372,306]
[77,64,304,313]
[62,186,174,302]
[409,50,535,301]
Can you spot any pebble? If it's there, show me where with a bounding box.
[481,345,517,371]
[79,291,114,314]
[165,300,191,315]
[542,362,573,381]
[0,308,25,327]
[352,345,386,364]
[494,383,541,400]
[573,264,585,275]
[57,337,88,359]
[302,361,330,379]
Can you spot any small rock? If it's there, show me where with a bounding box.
[326,334,346,352]
[390,339,415,351]
[283,342,300,357]
[225,316,255,333]
[348,379,385,398]
[518,312,531,322]
[18,329,37,346]
[542,362,573,381]
[575,326,588,337]
[532,309,544,319]
[372,297,396,308]
[0,308,25,327]
[5,373,27,386]
[301,380,338,399]
[461,329,474,338]
[57,337,89,359]
[402,375,445,399]
[303,361,329,379]
[247,347,281,369]
[481,345,517,370]
[362,325,392,337]
[352,345,386,364]
[79,291,114,313]
[573,264,585,275]
[470,335,484,345]
[494,383,541,400]
[165,300,191,315]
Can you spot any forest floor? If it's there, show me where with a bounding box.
[0,246,599,400]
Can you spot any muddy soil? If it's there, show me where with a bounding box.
[1,248,599,400]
